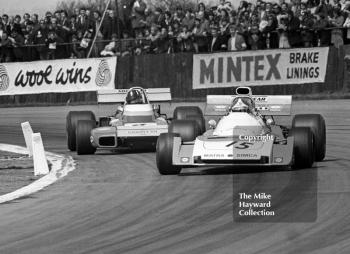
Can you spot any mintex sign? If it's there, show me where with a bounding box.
[192,47,329,89]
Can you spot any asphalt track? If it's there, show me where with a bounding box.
[0,100,349,254]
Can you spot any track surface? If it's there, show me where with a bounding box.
[0,101,349,254]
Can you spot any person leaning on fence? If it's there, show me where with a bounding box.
[314,13,331,46]
[177,25,193,52]
[0,32,12,62]
[227,23,247,51]
[299,9,315,47]
[208,26,228,52]
[100,33,118,57]
[329,5,345,48]
[192,17,209,53]
[10,30,25,61]
[247,24,264,50]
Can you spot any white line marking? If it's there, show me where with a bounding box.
[0,144,76,204]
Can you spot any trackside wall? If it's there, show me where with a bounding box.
[0,46,348,106]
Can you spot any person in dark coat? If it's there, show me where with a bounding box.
[131,0,147,35]
[208,26,228,52]
[286,10,302,47]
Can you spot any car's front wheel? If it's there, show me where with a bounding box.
[290,127,314,169]
[292,114,326,161]
[66,111,96,151]
[76,120,96,155]
[156,133,182,175]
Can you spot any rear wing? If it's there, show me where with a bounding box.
[206,95,292,116]
[97,88,171,104]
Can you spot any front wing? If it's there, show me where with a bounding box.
[172,137,294,167]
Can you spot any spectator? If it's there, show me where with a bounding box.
[131,0,147,35]
[300,10,315,47]
[182,9,195,31]
[208,26,227,52]
[192,17,209,52]
[247,24,264,50]
[228,24,247,51]
[286,10,302,47]
[329,5,345,47]
[177,25,193,52]
[0,32,12,62]
[314,13,331,46]
[101,33,117,56]
[10,30,24,61]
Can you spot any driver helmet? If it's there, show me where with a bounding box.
[126,89,142,104]
[231,97,254,113]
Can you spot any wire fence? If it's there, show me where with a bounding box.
[1,26,349,62]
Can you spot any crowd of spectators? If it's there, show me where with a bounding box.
[1,0,350,62]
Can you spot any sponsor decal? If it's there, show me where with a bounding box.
[203,154,225,158]
[126,129,158,135]
[237,154,259,158]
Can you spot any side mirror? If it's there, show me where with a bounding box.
[208,119,217,129]
[266,118,275,126]
[153,104,161,115]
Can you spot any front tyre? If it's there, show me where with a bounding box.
[290,127,314,169]
[76,120,96,155]
[156,133,182,175]
[292,114,326,161]
[66,111,96,151]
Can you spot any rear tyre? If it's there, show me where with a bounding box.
[290,127,314,169]
[66,111,96,151]
[99,117,111,127]
[169,120,201,142]
[292,114,326,161]
[76,120,96,155]
[156,133,182,175]
[173,106,206,134]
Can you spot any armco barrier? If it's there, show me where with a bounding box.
[0,46,348,107]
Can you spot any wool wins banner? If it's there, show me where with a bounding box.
[0,57,117,95]
[193,47,329,89]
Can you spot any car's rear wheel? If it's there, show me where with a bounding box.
[169,120,201,142]
[156,133,182,175]
[99,117,110,127]
[292,114,326,161]
[173,106,206,134]
[290,127,314,169]
[66,111,96,151]
[76,120,96,155]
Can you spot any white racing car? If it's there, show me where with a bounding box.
[156,87,326,174]
[66,87,172,155]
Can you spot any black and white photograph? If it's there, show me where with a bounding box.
[0,0,349,253]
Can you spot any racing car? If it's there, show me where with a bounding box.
[66,87,173,155]
[156,87,326,174]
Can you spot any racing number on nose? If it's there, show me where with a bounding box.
[226,141,253,149]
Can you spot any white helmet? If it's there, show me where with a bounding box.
[231,96,256,112]
[231,98,250,112]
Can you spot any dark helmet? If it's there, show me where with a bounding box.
[126,89,142,104]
